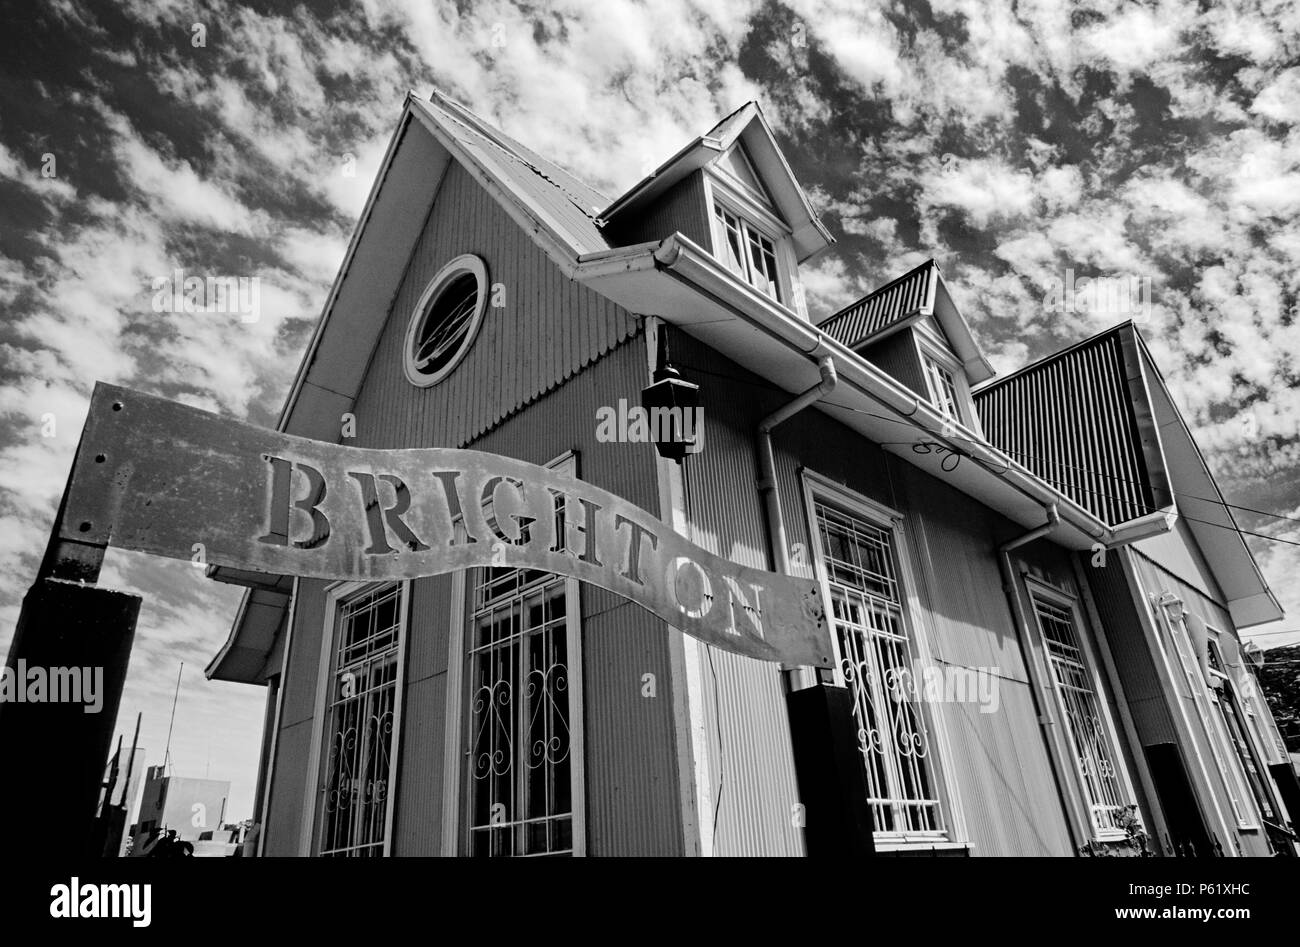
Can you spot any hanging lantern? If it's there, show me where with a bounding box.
[640,332,702,464]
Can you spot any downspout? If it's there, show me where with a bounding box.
[997,504,1086,851]
[757,355,837,576]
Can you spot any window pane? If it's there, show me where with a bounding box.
[713,204,746,279]
[467,574,575,856]
[1033,596,1129,838]
[319,584,402,857]
[924,356,962,423]
[816,500,943,838]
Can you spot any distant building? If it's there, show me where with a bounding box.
[127,766,230,856]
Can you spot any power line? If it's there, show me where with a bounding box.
[672,358,1300,548]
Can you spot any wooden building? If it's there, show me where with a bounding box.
[206,91,1295,857]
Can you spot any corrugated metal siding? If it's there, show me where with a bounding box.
[673,330,815,856]
[898,473,1074,855]
[858,327,926,397]
[264,719,311,856]
[466,337,683,856]
[347,159,639,452]
[670,328,1075,855]
[270,334,683,856]
[975,330,1155,525]
[605,171,710,249]
[818,260,933,349]
[391,673,445,856]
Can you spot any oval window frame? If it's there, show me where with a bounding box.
[402,254,489,388]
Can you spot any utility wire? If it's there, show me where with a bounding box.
[672,359,1300,548]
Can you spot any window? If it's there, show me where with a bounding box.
[812,497,945,840]
[1030,591,1134,840]
[712,201,782,303]
[445,455,585,857]
[1160,600,1258,829]
[403,254,489,387]
[922,351,963,424]
[1206,636,1276,824]
[315,583,405,857]
[464,567,580,856]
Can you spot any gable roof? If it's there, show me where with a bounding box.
[818,260,996,383]
[596,102,835,262]
[973,321,1282,628]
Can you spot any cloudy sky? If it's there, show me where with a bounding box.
[2,0,1298,822]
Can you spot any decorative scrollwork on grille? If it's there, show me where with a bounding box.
[471,679,514,779]
[525,662,571,768]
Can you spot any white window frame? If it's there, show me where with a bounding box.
[1158,598,1259,831]
[1024,577,1141,843]
[914,333,973,429]
[703,172,799,312]
[403,253,490,388]
[1205,629,1278,827]
[301,580,410,856]
[800,470,965,851]
[441,451,587,856]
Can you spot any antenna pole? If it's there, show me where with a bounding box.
[163,663,183,775]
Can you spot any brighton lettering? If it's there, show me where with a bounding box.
[59,384,831,667]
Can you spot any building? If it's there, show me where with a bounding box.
[127,766,231,855]
[206,90,1296,857]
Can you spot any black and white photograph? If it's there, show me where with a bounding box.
[0,0,1297,927]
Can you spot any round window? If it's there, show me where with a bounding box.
[403,254,489,387]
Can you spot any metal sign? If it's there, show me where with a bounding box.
[59,384,831,667]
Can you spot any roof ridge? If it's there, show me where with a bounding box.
[818,258,936,328]
[972,321,1133,396]
[425,92,608,223]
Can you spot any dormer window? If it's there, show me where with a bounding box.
[915,334,974,430]
[922,353,962,422]
[712,201,783,303]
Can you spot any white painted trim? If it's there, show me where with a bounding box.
[1022,575,1143,844]
[402,254,490,388]
[1070,555,1171,849]
[914,332,979,434]
[702,173,796,310]
[256,576,297,857]
[439,551,467,857]
[1121,550,1240,853]
[648,320,705,857]
[301,580,411,857]
[798,469,966,846]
